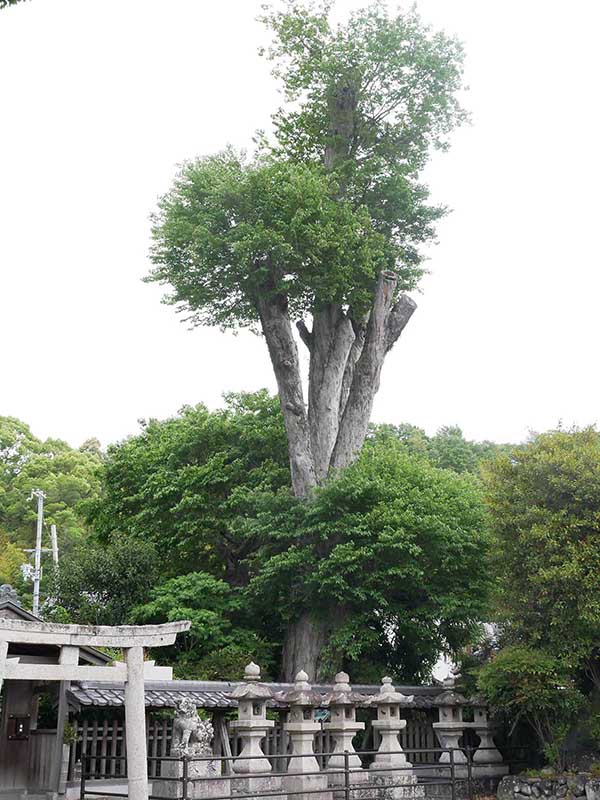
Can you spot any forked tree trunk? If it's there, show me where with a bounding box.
[258,277,416,680]
[261,78,418,680]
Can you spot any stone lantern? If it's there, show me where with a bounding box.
[274,670,331,800]
[469,695,507,778]
[432,675,470,776]
[228,662,274,774]
[370,677,414,771]
[321,672,370,787]
[369,677,423,800]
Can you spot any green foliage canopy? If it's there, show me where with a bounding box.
[149,155,408,328]
[262,1,467,211]
[246,439,490,680]
[478,645,585,770]
[0,529,26,585]
[47,537,160,626]
[0,416,102,551]
[87,391,290,582]
[483,428,600,683]
[370,422,511,474]
[148,2,466,329]
[131,572,275,680]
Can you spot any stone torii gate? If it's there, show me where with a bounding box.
[0,617,191,800]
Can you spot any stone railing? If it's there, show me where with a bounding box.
[149,663,508,800]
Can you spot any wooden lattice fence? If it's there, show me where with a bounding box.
[68,711,439,779]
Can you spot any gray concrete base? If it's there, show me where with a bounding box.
[369,771,425,800]
[283,772,331,800]
[231,774,285,800]
[154,759,230,799]
[327,768,373,800]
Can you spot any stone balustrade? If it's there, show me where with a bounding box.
[152,662,508,800]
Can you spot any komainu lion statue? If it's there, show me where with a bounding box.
[171,697,214,758]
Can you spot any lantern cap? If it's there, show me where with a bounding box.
[469,693,487,707]
[227,662,273,701]
[321,671,371,707]
[433,673,468,706]
[371,676,414,706]
[274,668,322,706]
[433,689,468,706]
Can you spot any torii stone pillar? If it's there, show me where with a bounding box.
[125,645,148,800]
[0,617,190,800]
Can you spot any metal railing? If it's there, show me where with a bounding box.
[79,745,518,800]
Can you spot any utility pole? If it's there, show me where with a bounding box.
[29,489,46,616]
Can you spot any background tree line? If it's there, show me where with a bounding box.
[7,406,600,763]
[1,396,503,683]
[5,400,600,768]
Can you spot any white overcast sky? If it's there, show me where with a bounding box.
[1,0,599,449]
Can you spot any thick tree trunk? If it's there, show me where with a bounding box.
[331,277,416,471]
[304,305,355,482]
[274,280,415,678]
[258,70,416,666]
[281,605,349,681]
[256,293,317,499]
[281,612,330,682]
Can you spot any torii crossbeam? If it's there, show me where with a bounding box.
[0,617,191,800]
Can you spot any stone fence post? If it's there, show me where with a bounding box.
[274,670,330,800]
[322,672,370,794]
[369,677,423,799]
[227,662,283,799]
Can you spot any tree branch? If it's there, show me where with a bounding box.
[385,294,417,352]
[296,319,313,351]
[331,271,409,471]
[338,317,366,419]
[256,292,317,498]
[307,304,355,481]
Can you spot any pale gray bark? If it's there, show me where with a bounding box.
[338,317,366,419]
[281,611,329,682]
[257,278,416,494]
[281,604,349,681]
[330,274,417,471]
[303,305,355,482]
[256,292,317,499]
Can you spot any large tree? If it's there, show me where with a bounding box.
[148,1,467,677]
[483,428,600,690]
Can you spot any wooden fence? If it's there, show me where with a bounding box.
[68,713,439,780]
[28,730,56,790]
